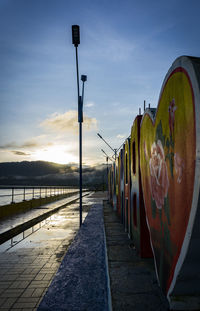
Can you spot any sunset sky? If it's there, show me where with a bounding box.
[0,0,200,165]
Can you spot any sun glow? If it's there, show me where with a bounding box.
[33,145,77,164]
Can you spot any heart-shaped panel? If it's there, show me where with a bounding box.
[140,56,200,300]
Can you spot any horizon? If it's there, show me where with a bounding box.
[0,159,108,168]
[1,1,200,165]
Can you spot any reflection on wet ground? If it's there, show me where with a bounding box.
[0,192,107,310]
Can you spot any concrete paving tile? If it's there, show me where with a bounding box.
[1,297,17,308]
[28,280,50,288]
[42,273,54,281]
[0,282,12,289]
[31,288,46,298]
[16,297,38,304]
[9,281,30,289]
[0,275,19,282]
[0,271,9,276]
[0,288,5,295]
[108,245,141,262]
[33,274,45,281]
[1,289,25,298]
[112,292,168,311]
[42,263,52,268]
[21,269,33,275]
[12,302,36,309]
[11,268,26,274]
[20,288,35,298]
[50,263,60,268]
[0,297,7,306]
[30,268,43,275]
[39,268,57,274]
[17,275,36,281]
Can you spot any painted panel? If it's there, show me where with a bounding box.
[140,56,200,305]
[124,138,131,235]
[120,148,125,223]
[130,115,153,257]
[108,167,112,205]
[116,155,121,218]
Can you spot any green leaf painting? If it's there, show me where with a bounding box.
[156,121,166,147]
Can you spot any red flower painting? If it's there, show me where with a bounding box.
[149,140,169,210]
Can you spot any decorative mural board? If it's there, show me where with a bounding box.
[120,147,125,223]
[124,138,131,235]
[140,56,200,307]
[131,115,153,257]
[116,154,121,218]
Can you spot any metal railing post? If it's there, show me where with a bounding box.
[11,188,14,204]
[23,187,25,201]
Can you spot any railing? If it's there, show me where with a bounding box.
[0,186,79,206]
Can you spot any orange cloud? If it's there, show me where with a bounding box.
[41,110,97,133]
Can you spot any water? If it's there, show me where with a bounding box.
[0,187,78,206]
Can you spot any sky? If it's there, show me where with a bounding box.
[0,0,200,166]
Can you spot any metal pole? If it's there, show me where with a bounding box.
[79,120,82,226]
[75,47,80,98]
[106,156,108,177]
[75,46,82,227]
[11,188,14,204]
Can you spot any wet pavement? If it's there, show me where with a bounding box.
[0,192,95,310]
[0,192,88,245]
[0,192,171,311]
[38,192,109,311]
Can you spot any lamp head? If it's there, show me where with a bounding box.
[97,133,102,139]
[72,25,80,47]
[81,75,87,82]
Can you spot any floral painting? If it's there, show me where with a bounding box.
[140,66,196,298]
[149,140,169,210]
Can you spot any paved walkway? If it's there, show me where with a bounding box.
[103,201,169,311]
[38,193,109,311]
[0,193,171,310]
[0,192,95,310]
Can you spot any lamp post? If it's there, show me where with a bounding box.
[101,149,113,177]
[72,25,87,227]
[97,133,117,160]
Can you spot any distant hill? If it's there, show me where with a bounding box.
[0,161,109,189]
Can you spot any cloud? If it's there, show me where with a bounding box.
[0,142,17,149]
[117,134,125,139]
[85,101,95,108]
[0,140,46,150]
[0,136,53,151]
[11,151,31,156]
[41,110,97,133]
[21,141,41,148]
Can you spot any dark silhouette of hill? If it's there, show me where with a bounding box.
[0,161,64,176]
[0,161,109,189]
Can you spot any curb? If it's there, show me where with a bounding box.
[103,202,113,311]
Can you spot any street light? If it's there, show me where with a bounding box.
[97,133,117,159]
[72,25,80,47]
[101,149,113,162]
[101,149,113,177]
[72,25,87,227]
[97,133,131,161]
